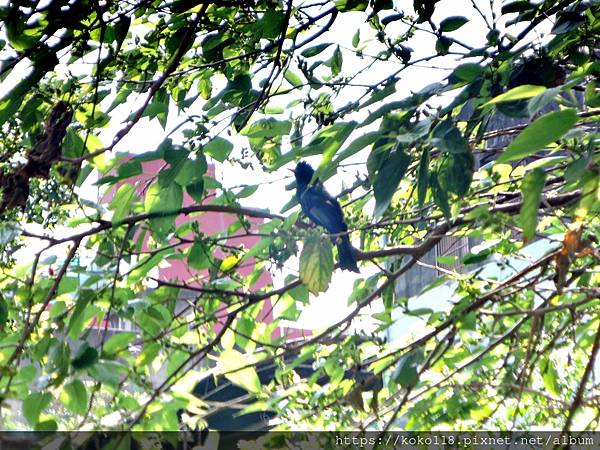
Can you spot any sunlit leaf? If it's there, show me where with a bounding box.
[299,234,334,294]
[497,109,578,163]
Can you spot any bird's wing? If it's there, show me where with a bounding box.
[300,184,347,233]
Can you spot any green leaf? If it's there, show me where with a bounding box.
[129,251,169,284]
[188,240,211,269]
[71,344,99,370]
[299,234,334,294]
[35,419,58,431]
[449,63,483,83]
[0,221,21,246]
[429,120,469,154]
[136,343,160,367]
[435,36,452,55]
[463,248,492,265]
[439,16,469,32]
[0,296,8,327]
[485,84,547,105]
[392,349,423,388]
[527,86,561,115]
[144,181,183,237]
[284,69,303,87]
[301,43,332,58]
[174,155,208,186]
[60,380,88,415]
[219,349,262,394]
[241,118,291,138]
[23,392,52,426]
[204,137,233,162]
[186,180,205,203]
[501,1,535,15]
[417,148,430,206]
[551,11,585,35]
[373,149,411,218]
[438,152,474,196]
[88,360,127,387]
[430,173,451,219]
[110,184,137,223]
[497,109,578,163]
[332,131,380,166]
[335,0,368,12]
[330,46,343,76]
[258,10,285,40]
[541,358,560,396]
[308,121,358,179]
[103,332,137,356]
[352,30,360,48]
[519,168,546,241]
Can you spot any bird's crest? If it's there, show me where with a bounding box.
[293,161,316,185]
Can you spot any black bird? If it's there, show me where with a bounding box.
[292,161,360,273]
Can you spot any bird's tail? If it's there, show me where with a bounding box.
[337,235,360,273]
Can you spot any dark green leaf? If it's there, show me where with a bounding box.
[186,180,205,203]
[330,46,343,76]
[392,349,423,387]
[417,148,430,207]
[501,1,535,14]
[439,16,469,32]
[435,36,452,55]
[335,0,368,12]
[551,12,585,34]
[259,10,285,40]
[429,120,469,154]
[519,168,546,241]
[438,152,474,196]
[373,149,411,218]
[449,63,483,83]
[0,295,7,327]
[71,344,99,370]
[430,173,451,219]
[301,43,332,58]
[35,419,58,431]
[463,248,492,265]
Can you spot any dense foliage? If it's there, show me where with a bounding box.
[0,0,598,435]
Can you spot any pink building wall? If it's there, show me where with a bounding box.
[107,158,309,340]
